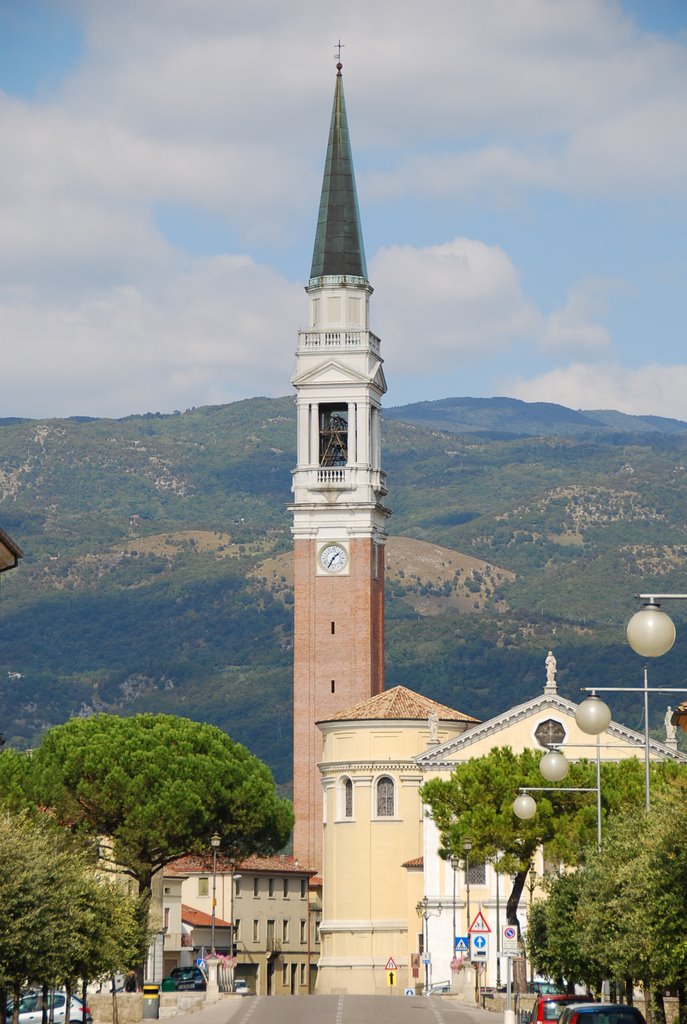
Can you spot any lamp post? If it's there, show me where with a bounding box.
[513,745,601,850]
[210,833,221,954]
[450,856,459,965]
[463,838,473,939]
[230,868,241,989]
[416,897,431,995]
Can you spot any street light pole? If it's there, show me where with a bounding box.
[210,833,221,955]
[416,897,431,995]
[450,856,459,967]
[463,838,472,938]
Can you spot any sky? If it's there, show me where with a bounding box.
[1,0,687,421]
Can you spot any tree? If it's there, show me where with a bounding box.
[24,713,293,895]
[527,872,601,992]
[421,747,686,934]
[421,747,601,932]
[0,813,143,1010]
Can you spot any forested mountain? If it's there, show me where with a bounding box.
[2,395,687,786]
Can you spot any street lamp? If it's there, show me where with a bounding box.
[626,596,678,658]
[416,896,431,995]
[463,838,473,939]
[210,833,221,954]
[450,856,459,966]
[230,868,241,989]
[513,747,601,850]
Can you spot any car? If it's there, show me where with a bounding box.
[426,981,451,995]
[166,966,207,991]
[530,995,591,1024]
[6,992,93,1024]
[558,1004,647,1024]
[232,980,250,995]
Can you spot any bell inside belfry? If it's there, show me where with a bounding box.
[319,405,348,466]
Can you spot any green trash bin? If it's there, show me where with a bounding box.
[142,984,160,1019]
[160,977,175,992]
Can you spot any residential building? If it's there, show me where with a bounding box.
[165,854,319,995]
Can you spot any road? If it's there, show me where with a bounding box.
[197,994,500,1024]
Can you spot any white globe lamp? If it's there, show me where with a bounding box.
[575,694,612,735]
[539,749,569,782]
[513,793,537,820]
[626,601,676,658]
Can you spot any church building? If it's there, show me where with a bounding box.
[290,66,687,998]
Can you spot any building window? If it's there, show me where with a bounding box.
[282,919,289,942]
[282,963,288,986]
[268,878,274,897]
[300,879,307,899]
[198,877,209,897]
[315,920,320,945]
[376,776,395,817]
[467,862,487,885]
[300,963,306,987]
[283,878,289,898]
[234,876,241,896]
[344,777,353,818]
[253,877,259,897]
[300,920,306,943]
[252,920,259,942]
[234,919,240,941]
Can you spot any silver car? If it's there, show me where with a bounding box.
[7,992,93,1024]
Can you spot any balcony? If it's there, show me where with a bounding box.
[298,329,381,355]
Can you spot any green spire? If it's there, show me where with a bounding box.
[310,64,368,282]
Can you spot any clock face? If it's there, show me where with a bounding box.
[319,543,348,574]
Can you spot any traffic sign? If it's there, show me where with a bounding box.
[385,957,398,971]
[502,925,519,953]
[468,910,491,933]
[454,936,469,954]
[405,988,415,997]
[387,970,396,987]
[471,934,488,959]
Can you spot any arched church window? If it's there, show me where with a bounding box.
[376,776,395,817]
[343,777,353,818]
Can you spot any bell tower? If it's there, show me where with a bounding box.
[291,63,390,871]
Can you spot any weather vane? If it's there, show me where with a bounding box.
[334,39,345,62]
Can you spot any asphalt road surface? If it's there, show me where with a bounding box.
[208,993,499,1024]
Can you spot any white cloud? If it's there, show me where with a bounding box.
[510,362,687,421]
[542,280,616,355]
[1,256,301,419]
[371,238,541,374]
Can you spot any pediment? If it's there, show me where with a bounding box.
[292,360,375,388]
[415,692,686,769]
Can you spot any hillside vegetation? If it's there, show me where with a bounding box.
[2,396,687,784]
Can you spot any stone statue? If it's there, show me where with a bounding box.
[545,651,557,685]
[665,706,677,743]
[428,709,439,743]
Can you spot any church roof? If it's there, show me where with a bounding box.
[318,685,479,724]
[309,63,368,282]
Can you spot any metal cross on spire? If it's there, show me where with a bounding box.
[334,39,345,62]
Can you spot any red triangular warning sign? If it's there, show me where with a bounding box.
[468,911,491,934]
[385,957,398,970]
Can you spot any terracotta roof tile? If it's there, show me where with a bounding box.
[181,904,232,928]
[167,853,317,876]
[319,685,479,724]
[402,856,424,868]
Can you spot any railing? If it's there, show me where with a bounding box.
[316,468,347,485]
[266,937,282,953]
[298,329,381,354]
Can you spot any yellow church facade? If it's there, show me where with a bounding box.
[315,663,686,996]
